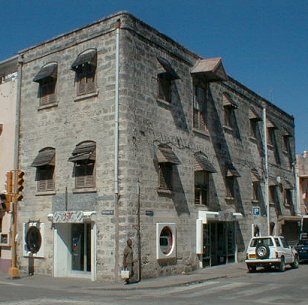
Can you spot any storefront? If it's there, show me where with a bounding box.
[196,211,242,267]
[47,211,96,281]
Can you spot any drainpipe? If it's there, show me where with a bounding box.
[262,106,270,235]
[114,20,120,280]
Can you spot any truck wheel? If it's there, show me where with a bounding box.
[278,257,285,272]
[247,265,256,273]
[291,256,299,269]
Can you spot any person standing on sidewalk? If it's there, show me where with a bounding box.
[123,238,134,284]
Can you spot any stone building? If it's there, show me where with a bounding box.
[0,56,18,272]
[297,152,308,232]
[16,12,297,281]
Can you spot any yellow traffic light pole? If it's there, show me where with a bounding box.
[7,170,24,279]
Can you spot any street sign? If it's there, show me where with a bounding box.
[252,207,260,216]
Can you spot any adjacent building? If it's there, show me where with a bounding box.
[15,12,297,281]
[0,56,18,272]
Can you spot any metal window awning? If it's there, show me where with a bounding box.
[251,168,261,181]
[157,144,181,164]
[226,164,240,177]
[266,119,277,129]
[191,57,228,82]
[223,94,238,109]
[282,179,294,189]
[249,108,262,121]
[71,49,97,71]
[68,142,96,162]
[194,152,217,173]
[157,56,180,80]
[31,148,55,167]
[33,63,57,83]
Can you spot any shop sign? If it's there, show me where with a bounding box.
[53,211,84,223]
[101,210,114,215]
[252,207,260,216]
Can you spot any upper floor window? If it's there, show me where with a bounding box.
[71,49,97,96]
[33,62,57,107]
[156,56,179,103]
[193,86,207,131]
[284,188,293,206]
[249,109,261,139]
[68,141,96,189]
[31,147,55,192]
[194,152,216,205]
[156,144,180,192]
[223,94,238,129]
[225,163,240,199]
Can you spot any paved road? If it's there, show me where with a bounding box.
[0,264,307,304]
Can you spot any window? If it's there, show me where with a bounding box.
[283,135,290,152]
[31,147,55,192]
[223,94,237,129]
[193,86,207,131]
[250,119,258,139]
[226,176,235,198]
[71,49,97,96]
[194,171,209,205]
[252,181,261,202]
[156,223,176,259]
[37,166,55,192]
[158,73,172,102]
[33,63,57,107]
[156,56,179,103]
[156,144,180,192]
[269,185,277,203]
[267,127,275,146]
[159,163,173,190]
[284,188,293,206]
[68,141,96,189]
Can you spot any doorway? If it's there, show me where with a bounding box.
[202,221,235,267]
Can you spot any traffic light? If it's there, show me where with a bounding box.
[6,171,13,194]
[5,194,12,211]
[15,170,24,201]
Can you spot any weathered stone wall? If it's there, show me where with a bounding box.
[16,12,296,280]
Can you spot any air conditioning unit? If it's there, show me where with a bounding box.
[0,232,10,246]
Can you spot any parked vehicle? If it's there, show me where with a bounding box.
[245,236,299,272]
[295,238,308,262]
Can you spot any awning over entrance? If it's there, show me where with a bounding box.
[33,63,57,83]
[191,57,228,82]
[198,210,243,224]
[278,215,302,224]
[48,211,96,223]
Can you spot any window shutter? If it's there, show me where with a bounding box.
[78,76,86,96]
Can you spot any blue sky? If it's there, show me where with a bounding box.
[1,0,307,154]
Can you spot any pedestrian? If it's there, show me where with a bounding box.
[123,238,134,284]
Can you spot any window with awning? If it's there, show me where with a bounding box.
[191,57,228,82]
[31,148,55,192]
[69,141,96,189]
[33,63,58,106]
[71,49,97,96]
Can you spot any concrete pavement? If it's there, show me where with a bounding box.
[0,262,248,291]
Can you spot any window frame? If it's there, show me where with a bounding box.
[76,64,96,96]
[194,170,209,205]
[39,78,57,106]
[158,162,173,191]
[157,73,172,103]
[226,176,235,198]
[193,86,207,132]
[36,165,55,193]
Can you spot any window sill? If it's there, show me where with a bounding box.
[157,188,173,195]
[74,90,99,102]
[38,102,59,111]
[267,144,274,150]
[72,187,97,194]
[156,98,172,108]
[223,125,233,133]
[249,136,258,143]
[251,199,259,204]
[225,196,234,202]
[193,128,210,137]
[35,190,56,196]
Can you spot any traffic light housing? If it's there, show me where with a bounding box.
[15,170,24,201]
[6,171,13,194]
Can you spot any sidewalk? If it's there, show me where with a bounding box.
[0,262,248,291]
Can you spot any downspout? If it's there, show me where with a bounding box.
[114,20,120,280]
[262,106,270,235]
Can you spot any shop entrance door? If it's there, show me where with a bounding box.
[71,223,91,272]
[202,221,235,267]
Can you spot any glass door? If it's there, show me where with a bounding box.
[71,223,91,272]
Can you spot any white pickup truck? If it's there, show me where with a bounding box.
[245,236,299,272]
